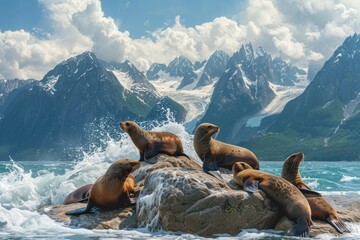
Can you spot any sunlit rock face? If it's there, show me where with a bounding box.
[135,155,280,236]
[42,155,358,237]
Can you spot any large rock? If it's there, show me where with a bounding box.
[136,157,280,236]
[40,155,359,237]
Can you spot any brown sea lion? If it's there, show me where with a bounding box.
[232,162,312,237]
[194,123,259,180]
[120,121,190,161]
[65,159,141,215]
[63,184,93,205]
[281,152,350,233]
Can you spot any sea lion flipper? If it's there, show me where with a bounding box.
[176,152,191,160]
[243,178,259,193]
[65,198,99,216]
[206,170,224,182]
[65,207,89,216]
[203,161,224,182]
[78,197,89,203]
[299,188,322,197]
[139,151,145,161]
[294,216,310,237]
[327,216,350,233]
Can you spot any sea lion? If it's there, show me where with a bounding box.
[120,121,190,161]
[65,159,141,215]
[194,123,259,181]
[281,152,350,233]
[63,184,93,205]
[232,162,312,237]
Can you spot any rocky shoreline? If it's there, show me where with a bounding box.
[39,155,360,237]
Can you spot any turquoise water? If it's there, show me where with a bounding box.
[1,161,359,192]
[0,122,360,239]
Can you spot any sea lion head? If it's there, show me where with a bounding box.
[283,152,304,171]
[232,161,253,174]
[109,159,141,181]
[195,123,220,139]
[121,159,141,173]
[281,152,304,180]
[119,121,140,133]
[232,162,252,187]
[281,152,310,190]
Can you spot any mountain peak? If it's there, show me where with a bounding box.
[255,46,267,58]
[168,56,192,67]
[328,32,360,65]
[241,43,254,60]
[65,51,97,64]
[166,56,194,78]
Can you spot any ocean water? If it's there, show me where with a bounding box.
[1,121,360,239]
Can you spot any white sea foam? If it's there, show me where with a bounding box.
[0,121,359,239]
[341,175,360,182]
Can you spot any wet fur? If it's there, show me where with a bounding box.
[194,123,259,170]
[120,121,190,161]
[65,159,140,215]
[233,163,312,237]
[281,153,350,233]
[63,184,93,205]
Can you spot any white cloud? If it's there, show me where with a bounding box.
[1,0,360,79]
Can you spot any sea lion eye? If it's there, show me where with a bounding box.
[208,126,212,128]
[126,122,130,126]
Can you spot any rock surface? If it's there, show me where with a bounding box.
[39,203,136,230]
[40,155,360,237]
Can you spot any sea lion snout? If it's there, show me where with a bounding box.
[287,152,304,162]
[119,121,135,132]
[117,159,141,173]
[129,160,141,171]
[196,123,220,137]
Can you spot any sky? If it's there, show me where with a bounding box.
[0,0,359,80]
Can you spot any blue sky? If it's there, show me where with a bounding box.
[0,0,245,38]
[0,0,359,79]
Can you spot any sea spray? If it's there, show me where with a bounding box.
[0,120,360,239]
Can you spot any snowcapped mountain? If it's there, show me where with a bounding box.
[198,44,276,142]
[146,51,229,91]
[145,51,231,125]
[273,57,306,85]
[147,63,167,80]
[245,33,360,161]
[146,45,308,136]
[195,43,308,142]
[0,52,186,161]
[196,50,230,88]
[0,79,35,116]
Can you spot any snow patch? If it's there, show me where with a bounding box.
[40,75,61,94]
[333,53,343,63]
[239,65,255,91]
[178,64,206,90]
[322,100,333,109]
[112,70,134,90]
[151,72,214,122]
[245,82,307,127]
